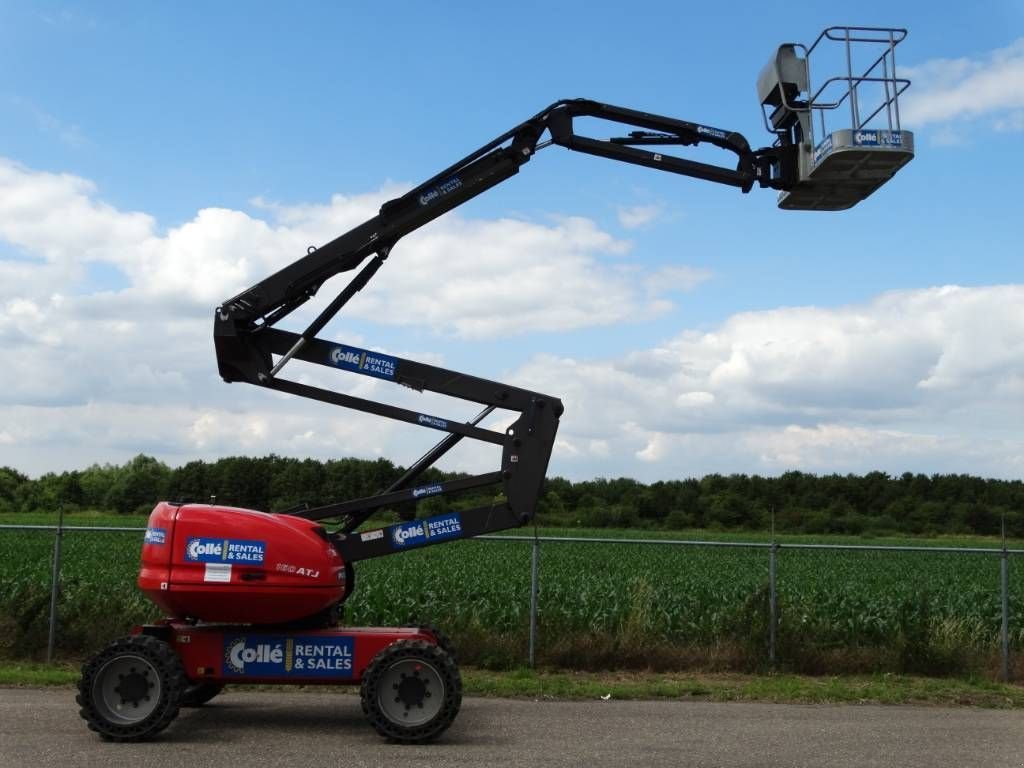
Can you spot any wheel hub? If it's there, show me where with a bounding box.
[377,659,444,727]
[395,669,430,709]
[114,668,153,707]
[92,654,162,724]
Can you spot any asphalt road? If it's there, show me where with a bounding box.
[2,687,1023,768]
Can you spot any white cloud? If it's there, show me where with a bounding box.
[1,157,1021,481]
[510,285,1024,478]
[643,266,712,296]
[995,110,1024,132]
[31,106,88,148]
[0,158,697,336]
[744,425,943,469]
[901,38,1024,131]
[353,215,657,338]
[0,159,153,266]
[0,401,409,467]
[616,204,662,229]
[7,96,90,149]
[0,156,710,474]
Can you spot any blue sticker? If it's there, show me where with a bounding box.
[425,513,463,542]
[222,634,354,677]
[390,520,427,547]
[852,130,903,147]
[390,512,463,549]
[417,414,448,430]
[144,527,166,545]
[418,175,463,206]
[328,344,397,380]
[812,135,833,165]
[185,537,266,564]
[696,125,728,140]
[412,483,444,499]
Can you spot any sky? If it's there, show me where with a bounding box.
[0,2,1022,482]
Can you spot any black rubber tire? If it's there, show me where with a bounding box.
[360,639,462,743]
[180,681,223,708]
[415,622,458,664]
[77,635,187,741]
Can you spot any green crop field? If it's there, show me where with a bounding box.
[1,512,1022,675]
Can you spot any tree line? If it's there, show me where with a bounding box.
[1,454,1022,537]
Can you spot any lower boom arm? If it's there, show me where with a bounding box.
[247,327,562,563]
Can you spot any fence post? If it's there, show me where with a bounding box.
[529,537,540,668]
[767,506,777,665]
[1001,514,1010,681]
[46,506,65,663]
[768,542,778,665]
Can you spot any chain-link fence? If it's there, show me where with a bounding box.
[2,521,1020,677]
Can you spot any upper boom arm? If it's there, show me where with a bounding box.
[217,99,793,343]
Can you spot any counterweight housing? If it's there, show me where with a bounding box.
[139,502,347,624]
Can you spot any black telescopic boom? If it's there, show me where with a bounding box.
[213,98,795,561]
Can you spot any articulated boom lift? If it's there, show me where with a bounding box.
[78,27,915,743]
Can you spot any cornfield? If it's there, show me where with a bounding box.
[2,518,1022,674]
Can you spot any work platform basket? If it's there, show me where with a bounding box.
[758,26,914,210]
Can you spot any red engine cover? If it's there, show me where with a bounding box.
[139,502,346,624]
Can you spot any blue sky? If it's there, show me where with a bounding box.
[0,2,1022,481]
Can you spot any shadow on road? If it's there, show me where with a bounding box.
[159,694,500,747]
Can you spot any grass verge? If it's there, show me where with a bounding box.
[4,661,1023,708]
[462,669,1024,707]
[0,661,80,686]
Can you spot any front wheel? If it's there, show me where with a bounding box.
[360,639,462,743]
[77,635,186,741]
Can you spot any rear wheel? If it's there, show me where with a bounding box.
[77,635,186,741]
[360,639,461,743]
